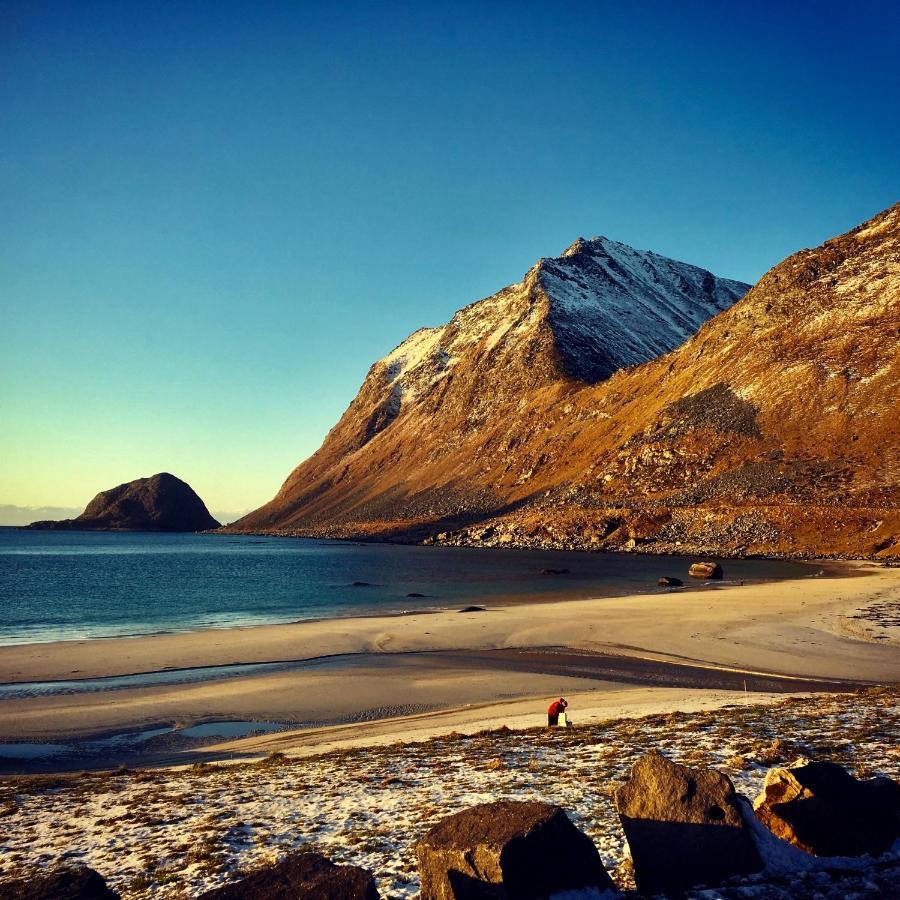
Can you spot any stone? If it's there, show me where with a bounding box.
[688,561,723,579]
[753,760,900,857]
[416,799,615,899]
[459,605,486,613]
[541,568,570,575]
[657,576,683,587]
[614,750,761,894]
[196,851,379,900]
[26,472,220,532]
[0,865,119,900]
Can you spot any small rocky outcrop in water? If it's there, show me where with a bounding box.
[0,865,119,899]
[753,760,900,857]
[657,576,683,587]
[196,851,379,899]
[614,750,761,894]
[416,799,615,899]
[26,473,220,532]
[688,561,723,579]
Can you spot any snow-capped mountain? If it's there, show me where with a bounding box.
[231,204,900,558]
[373,237,747,413]
[231,237,748,532]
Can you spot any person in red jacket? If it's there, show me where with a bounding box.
[547,697,568,727]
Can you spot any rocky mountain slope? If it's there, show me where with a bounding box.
[28,473,220,532]
[231,204,900,558]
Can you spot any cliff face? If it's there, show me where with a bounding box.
[28,473,221,532]
[232,203,900,558]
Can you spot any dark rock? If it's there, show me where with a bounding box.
[0,865,119,900]
[753,760,900,857]
[407,592,427,598]
[196,851,379,900]
[658,576,683,587]
[416,799,615,899]
[459,605,486,613]
[352,581,372,587]
[614,750,762,894]
[541,568,570,575]
[688,561,724,579]
[26,473,220,532]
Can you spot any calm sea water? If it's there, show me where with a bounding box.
[0,529,815,645]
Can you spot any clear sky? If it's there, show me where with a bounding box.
[2,1,898,515]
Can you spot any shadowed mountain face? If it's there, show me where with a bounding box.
[231,204,900,558]
[28,473,220,532]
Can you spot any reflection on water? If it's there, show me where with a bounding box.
[0,721,288,759]
[0,662,291,699]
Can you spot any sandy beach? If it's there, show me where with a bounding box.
[0,560,897,764]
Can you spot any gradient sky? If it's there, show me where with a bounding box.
[2,1,898,515]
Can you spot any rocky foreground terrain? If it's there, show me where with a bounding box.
[1,688,898,898]
[229,203,900,559]
[28,473,220,532]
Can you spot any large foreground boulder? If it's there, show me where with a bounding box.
[754,760,900,857]
[0,865,118,900]
[196,851,379,900]
[688,561,723,579]
[416,800,615,899]
[614,750,761,894]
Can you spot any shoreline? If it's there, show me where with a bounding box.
[0,559,896,769]
[0,544,827,649]
[0,558,890,685]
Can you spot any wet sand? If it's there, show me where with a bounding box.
[0,560,897,770]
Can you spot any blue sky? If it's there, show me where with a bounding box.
[2,1,898,513]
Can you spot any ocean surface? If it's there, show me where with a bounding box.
[0,529,815,645]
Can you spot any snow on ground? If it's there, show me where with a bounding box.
[0,689,898,899]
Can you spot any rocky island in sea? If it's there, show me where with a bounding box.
[27,472,220,532]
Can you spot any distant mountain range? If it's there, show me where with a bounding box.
[0,505,84,527]
[228,202,900,558]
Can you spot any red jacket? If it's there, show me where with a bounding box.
[548,700,567,716]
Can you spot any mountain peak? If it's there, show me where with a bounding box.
[233,233,751,532]
[561,237,590,257]
[535,238,750,382]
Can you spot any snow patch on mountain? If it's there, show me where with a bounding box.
[374,236,749,411]
[539,236,750,382]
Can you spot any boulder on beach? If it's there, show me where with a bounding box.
[657,576,683,587]
[614,750,761,894]
[459,605,486,613]
[416,799,615,899]
[753,759,900,857]
[196,851,379,899]
[0,865,119,900]
[688,561,723,580]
